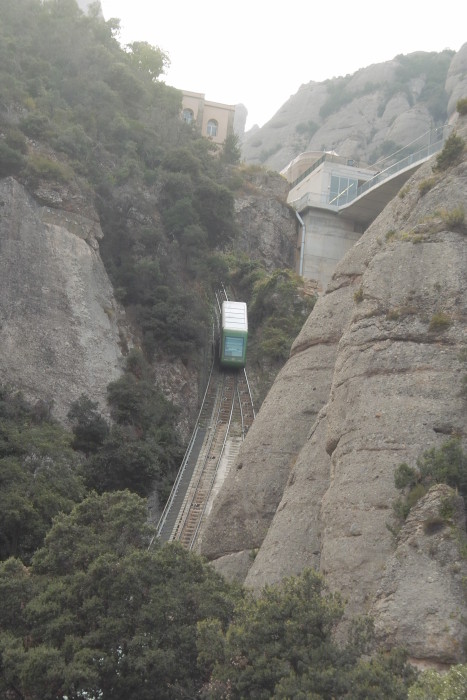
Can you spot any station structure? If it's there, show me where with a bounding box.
[282,126,449,290]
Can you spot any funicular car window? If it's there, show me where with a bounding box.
[225,336,244,357]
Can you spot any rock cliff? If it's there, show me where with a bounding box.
[0,177,124,420]
[242,45,467,174]
[0,166,297,429]
[199,115,467,664]
[232,168,297,271]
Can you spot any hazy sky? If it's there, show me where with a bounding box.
[99,1,466,130]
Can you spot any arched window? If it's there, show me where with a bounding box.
[182,108,194,124]
[206,119,218,137]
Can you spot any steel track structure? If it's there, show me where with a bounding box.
[156,288,255,549]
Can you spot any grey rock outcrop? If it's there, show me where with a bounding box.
[242,47,465,174]
[447,43,467,121]
[0,177,124,419]
[233,103,248,137]
[200,116,467,664]
[372,484,467,666]
[232,169,297,271]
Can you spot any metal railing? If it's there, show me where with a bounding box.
[347,131,448,205]
[290,125,451,214]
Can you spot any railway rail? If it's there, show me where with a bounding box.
[156,290,255,550]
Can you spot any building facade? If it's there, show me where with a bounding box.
[282,152,376,290]
[181,91,236,145]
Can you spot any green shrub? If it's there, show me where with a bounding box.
[439,495,456,520]
[428,311,452,332]
[409,663,467,699]
[394,440,467,523]
[0,385,84,563]
[406,483,427,509]
[199,568,416,698]
[67,394,109,455]
[394,462,418,489]
[418,438,467,499]
[0,142,25,177]
[354,286,364,303]
[435,132,465,171]
[418,177,436,196]
[25,153,72,183]
[393,497,411,522]
[20,112,54,139]
[5,127,28,154]
[442,206,465,230]
[79,353,182,498]
[457,97,467,116]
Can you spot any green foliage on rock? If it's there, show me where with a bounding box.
[70,352,183,498]
[0,142,26,177]
[408,664,467,699]
[67,394,109,455]
[221,132,242,165]
[435,132,465,171]
[224,256,317,365]
[0,386,85,564]
[417,438,467,499]
[198,569,416,699]
[249,268,317,363]
[393,439,467,522]
[0,490,242,700]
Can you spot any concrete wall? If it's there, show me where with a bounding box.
[299,208,362,290]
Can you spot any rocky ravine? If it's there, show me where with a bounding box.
[0,163,297,427]
[198,116,467,664]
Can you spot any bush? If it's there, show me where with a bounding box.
[394,462,418,489]
[442,206,465,230]
[354,286,364,303]
[295,120,318,138]
[457,97,467,116]
[418,177,436,196]
[0,142,25,177]
[0,386,85,563]
[198,569,416,699]
[435,132,465,171]
[24,153,72,183]
[67,394,109,455]
[247,268,316,365]
[393,439,467,522]
[409,663,467,699]
[428,311,451,332]
[19,113,54,139]
[418,438,467,499]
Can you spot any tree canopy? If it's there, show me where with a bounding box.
[0,491,242,700]
[0,386,85,564]
[198,570,416,699]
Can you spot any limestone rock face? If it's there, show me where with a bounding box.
[242,47,465,173]
[232,169,297,271]
[372,484,467,665]
[447,43,467,120]
[200,116,467,664]
[0,177,124,419]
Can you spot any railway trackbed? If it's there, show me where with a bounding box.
[157,364,255,549]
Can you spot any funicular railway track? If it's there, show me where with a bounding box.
[157,289,255,550]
